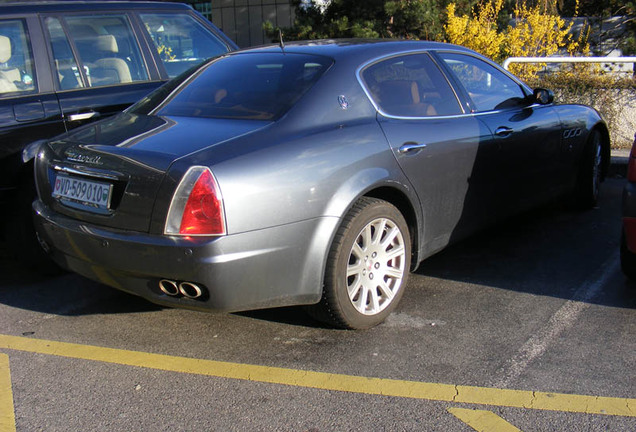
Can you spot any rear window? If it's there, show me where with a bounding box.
[149,53,333,121]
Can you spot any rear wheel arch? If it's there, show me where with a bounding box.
[307,195,412,329]
[320,166,422,270]
[364,186,420,270]
[305,184,421,328]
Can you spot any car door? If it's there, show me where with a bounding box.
[42,13,161,131]
[360,52,498,254]
[436,51,563,214]
[0,15,62,190]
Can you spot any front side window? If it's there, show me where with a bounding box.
[0,19,36,96]
[361,53,462,117]
[133,53,332,121]
[47,14,148,89]
[140,13,229,78]
[438,52,527,112]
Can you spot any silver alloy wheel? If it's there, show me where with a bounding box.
[592,134,602,199]
[346,217,406,315]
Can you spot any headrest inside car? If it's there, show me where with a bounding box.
[0,35,11,64]
[96,35,118,54]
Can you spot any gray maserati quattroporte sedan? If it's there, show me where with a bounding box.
[33,40,609,328]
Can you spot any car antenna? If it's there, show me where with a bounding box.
[279,29,285,52]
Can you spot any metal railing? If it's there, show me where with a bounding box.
[502,56,636,71]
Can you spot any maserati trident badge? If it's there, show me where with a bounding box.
[338,95,349,110]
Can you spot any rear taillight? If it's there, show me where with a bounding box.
[629,140,636,182]
[165,166,226,236]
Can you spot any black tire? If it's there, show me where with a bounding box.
[574,129,603,209]
[620,231,636,283]
[306,197,411,329]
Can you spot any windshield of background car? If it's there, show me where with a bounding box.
[150,53,333,121]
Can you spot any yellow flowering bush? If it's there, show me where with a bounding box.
[445,0,589,80]
[144,23,176,61]
[506,2,589,78]
[444,0,505,61]
[156,44,176,61]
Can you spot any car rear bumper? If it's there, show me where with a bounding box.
[33,199,338,313]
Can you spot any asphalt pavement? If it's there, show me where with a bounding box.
[0,177,634,431]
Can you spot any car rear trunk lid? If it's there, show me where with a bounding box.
[35,113,270,232]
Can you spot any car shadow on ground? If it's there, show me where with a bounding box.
[236,307,332,329]
[0,245,162,316]
[415,188,636,310]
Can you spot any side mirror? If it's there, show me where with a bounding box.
[533,88,554,105]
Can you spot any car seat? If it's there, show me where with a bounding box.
[91,35,132,86]
[376,80,436,117]
[0,35,20,93]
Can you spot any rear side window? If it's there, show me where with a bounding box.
[46,14,148,89]
[361,53,462,117]
[0,19,36,96]
[140,13,229,78]
[148,53,332,121]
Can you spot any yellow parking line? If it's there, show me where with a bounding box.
[449,408,521,431]
[0,334,634,418]
[0,353,16,432]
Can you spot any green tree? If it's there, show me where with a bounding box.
[384,0,448,39]
[264,0,480,42]
[558,0,630,16]
[558,0,635,55]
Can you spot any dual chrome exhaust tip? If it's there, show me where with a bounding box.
[159,279,205,299]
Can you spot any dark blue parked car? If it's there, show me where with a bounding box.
[0,1,236,268]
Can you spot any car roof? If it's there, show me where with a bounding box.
[235,39,478,63]
[0,1,192,14]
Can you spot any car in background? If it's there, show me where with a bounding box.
[33,40,610,328]
[621,134,636,280]
[0,1,236,268]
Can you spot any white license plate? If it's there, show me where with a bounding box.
[52,174,112,210]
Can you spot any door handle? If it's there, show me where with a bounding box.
[494,126,514,137]
[398,142,427,154]
[67,111,100,122]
